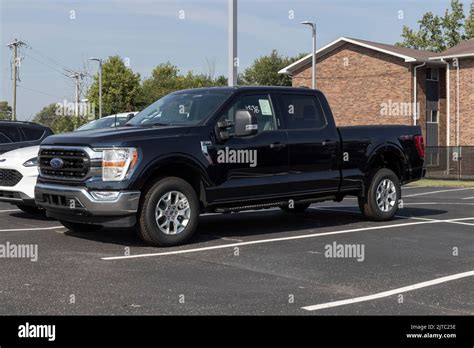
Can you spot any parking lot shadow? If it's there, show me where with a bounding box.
[10,211,56,221]
[63,227,147,246]
[60,205,447,248]
[194,206,448,243]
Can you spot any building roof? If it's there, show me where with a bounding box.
[430,39,474,60]
[278,37,435,75]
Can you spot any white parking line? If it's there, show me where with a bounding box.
[316,206,474,226]
[462,196,474,200]
[400,216,474,226]
[403,187,474,197]
[0,226,65,232]
[102,219,442,261]
[0,209,21,213]
[301,270,474,311]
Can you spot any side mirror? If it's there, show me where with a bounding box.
[234,109,258,137]
[126,113,136,122]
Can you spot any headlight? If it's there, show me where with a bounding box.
[23,157,39,167]
[101,147,138,181]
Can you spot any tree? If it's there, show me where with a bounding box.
[31,103,84,133]
[239,50,307,86]
[465,1,474,39]
[0,101,12,120]
[397,0,467,52]
[87,55,141,118]
[443,0,465,48]
[137,62,227,107]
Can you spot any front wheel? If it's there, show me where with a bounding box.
[136,177,199,247]
[358,168,401,221]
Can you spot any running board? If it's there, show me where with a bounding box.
[215,201,288,213]
[214,196,336,213]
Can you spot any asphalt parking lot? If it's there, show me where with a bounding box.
[0,185,473,315]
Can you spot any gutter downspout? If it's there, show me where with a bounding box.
[413,62,426,126]
[454,58,460,148]
[441,59,450,175]
[443,59,450,147]
[454,58,461,180]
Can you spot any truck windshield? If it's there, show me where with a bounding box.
[128,91,232,127]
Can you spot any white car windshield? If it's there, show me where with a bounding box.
[76,117,128,131]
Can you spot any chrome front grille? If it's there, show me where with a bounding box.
[39,148,90,180]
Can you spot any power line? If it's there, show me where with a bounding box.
[28,45,74,72]
[17,84,67,100]
[23,52,70,77]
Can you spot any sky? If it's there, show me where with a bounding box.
[0,0,471,120]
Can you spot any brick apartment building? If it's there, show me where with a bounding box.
[279,37,474,149]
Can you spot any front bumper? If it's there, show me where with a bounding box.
[0,167,38,206]
[35,183,141,227]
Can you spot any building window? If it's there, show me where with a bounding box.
[428,110,438,123]
[426,68,439,81]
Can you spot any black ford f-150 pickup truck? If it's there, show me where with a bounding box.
[35,87,425,246]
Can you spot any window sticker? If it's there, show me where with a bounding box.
[259,99,272,115]
[245,105,260,114]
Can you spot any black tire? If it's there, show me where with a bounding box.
[16,204,41,214]
[280,202,311,213]
[136,177,199,247]
[358,168,401,221]
[60,221,103,233]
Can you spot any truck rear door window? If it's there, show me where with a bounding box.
[279,94,327,130]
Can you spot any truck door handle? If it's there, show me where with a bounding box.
[270,142,286,149]
[321,140,335,146]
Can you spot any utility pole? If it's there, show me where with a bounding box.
[90,58,103,119]
[228,0,237,86]
[6,38,28,120]
[65,71,85,117]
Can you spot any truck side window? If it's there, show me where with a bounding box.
[219,94,277,134]
[280,94,327,130]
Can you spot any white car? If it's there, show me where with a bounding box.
[0,113,140,214]
[75,112,138,131]
[0,145,40,213]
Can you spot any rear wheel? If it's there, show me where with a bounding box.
[60,221,103,233]
[136,177,199,247]
[358,168,401,221]
[280,202,311,213]
[16,204,41,214]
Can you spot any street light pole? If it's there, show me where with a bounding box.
[89,57,103,119]
[301,21,316,89]
[228,0,238,86]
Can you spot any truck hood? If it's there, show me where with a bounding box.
[41,125,193,147]
[0,145,40,166]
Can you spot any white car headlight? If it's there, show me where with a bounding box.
[101,148,138,181]
[23,157,39,167]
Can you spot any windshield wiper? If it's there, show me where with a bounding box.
[147,122,170,127]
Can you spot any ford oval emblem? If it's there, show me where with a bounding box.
[50,158,64,169]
